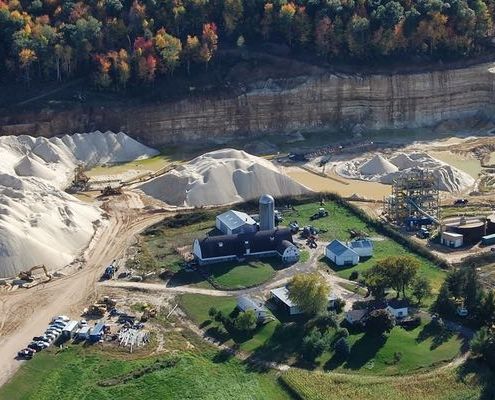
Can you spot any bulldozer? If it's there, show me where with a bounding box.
[100,185,123,197]
[18,265,52,283]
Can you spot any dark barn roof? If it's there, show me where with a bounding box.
[197,228,294,259]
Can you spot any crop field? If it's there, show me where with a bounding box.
[280,363,491,400]
[0,347,290,400]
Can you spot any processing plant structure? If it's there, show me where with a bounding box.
[385,168,440,229]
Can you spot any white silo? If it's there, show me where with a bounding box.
[259,194,275,231]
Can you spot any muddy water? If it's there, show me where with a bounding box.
[429,151,482,179]
[86,155,171,177]
[287,167,391,200]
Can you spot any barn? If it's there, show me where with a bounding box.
[325,240,359,266]
[348,239,373,258]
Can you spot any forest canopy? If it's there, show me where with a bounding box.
[0,0,494,88]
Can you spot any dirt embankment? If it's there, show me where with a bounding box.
[2,60,495,146]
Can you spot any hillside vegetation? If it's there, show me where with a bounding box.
[1,0,494,90]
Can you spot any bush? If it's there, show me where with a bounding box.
[366,309,395,335]
[301,328,329,361]
[208,307,218,318]
[334,298,346,314]
[305,311,337,333]
[234,310,257,332]
[214,310,225,323]
[349,271,359,281]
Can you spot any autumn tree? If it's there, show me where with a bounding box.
[222,0,243,35]
[182,34,200,75]
[278,2,296,46]
[260,3,274,39]
[198,22,217,70]
[18,48,37,85]
[287,273,330,316]
[315,16,334,57]
[154,28,182,74]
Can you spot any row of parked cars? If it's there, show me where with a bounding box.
[17,315,87,360]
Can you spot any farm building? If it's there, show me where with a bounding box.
[348,239,373,257]
[386,299,409,318]
[62,320,79,338]
[216,210,257,235]
[193,228,299,265]
[237,296,269,321]
[270,286,339,316]
[325,240,359,266]
[345,309,368,325]
[441,231,464,248]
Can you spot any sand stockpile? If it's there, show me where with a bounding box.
[0,131,158,278]
[359,155,399,175]
[138,148,310,207]
[336,151,475,192]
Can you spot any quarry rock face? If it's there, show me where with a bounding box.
[2,62,495,145]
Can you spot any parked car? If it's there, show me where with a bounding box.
[27,342,43,351]
[17,349,34,359]
[45,333,57,341]
[48,324,64,331]
[33,336,46,341]
[52,321,66,328]
[52,315,70,322]
[36,341,49,349]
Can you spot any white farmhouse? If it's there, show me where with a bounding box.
[325,240,359,266]
[386,299,409,318]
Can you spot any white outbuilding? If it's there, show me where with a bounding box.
[325,240,359,266]
[348,239,373,258]
[441,231,463,248]
[215,210,257,235]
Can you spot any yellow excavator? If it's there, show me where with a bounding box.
[18,265,52,283]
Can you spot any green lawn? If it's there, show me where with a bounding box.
[281,362,490,400]
[0,347,289,400]
[285,202,446,295]
[179,294,279,352]
[318,319,462,375]
[204,258,278,290]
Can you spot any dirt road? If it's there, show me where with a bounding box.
[0,193,167,387]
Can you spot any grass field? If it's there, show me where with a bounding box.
[285,202,446,296]
[0,347,290,400]
[180,294,462,374]
[281,360,495,400]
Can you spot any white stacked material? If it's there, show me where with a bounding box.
[139,148,310,207]
[336,151,475,192]
[0,131,158,278]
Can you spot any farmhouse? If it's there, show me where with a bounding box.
[237,296,269,321]
[345,309,368,325]
[386,299,409,318]
[348,239,374,257]
[193,228,300,265]
[325,240,359,266]
[216,210,257,235]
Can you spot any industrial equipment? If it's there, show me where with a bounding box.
[310,208,329,221]
[18,265,52,283]
[100,185,123,197]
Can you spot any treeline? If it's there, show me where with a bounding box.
[1,0,494,88]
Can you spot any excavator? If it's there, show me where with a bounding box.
[18,265,52,283]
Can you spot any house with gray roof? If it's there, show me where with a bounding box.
[325,240,359,266]
[216,210,257,235]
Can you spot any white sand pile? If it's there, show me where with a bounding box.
[0,131,158,278]
[336,151,475,192]
[139,148,310,207]
[359,155,399,175]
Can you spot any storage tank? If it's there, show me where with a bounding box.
[486,214,495,235]
[259,194,275,231]
[452,221,486,244]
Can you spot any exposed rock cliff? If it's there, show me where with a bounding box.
[2,62,495,145]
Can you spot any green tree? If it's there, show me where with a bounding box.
[411,276,432,305]
[432,282,456,317]
[471,327,495,369]
[376,255,420,298]
[234,310,257,332]
[155,28,182,74]
[301,328,329,361]
[366,309,395,336]
[222,0,243,35]
[288,273,330,316]
[479,290,495,325]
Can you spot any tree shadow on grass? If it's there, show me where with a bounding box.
[324,353,347,371]
[167,269,206,287]
[319,256,355,274]
[344,333,387,370]
[416,321,454,350]
[212,348,234,363]
[457,358,495,400]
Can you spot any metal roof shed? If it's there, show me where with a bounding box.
[62,320,79,337]
[89,323,105,341]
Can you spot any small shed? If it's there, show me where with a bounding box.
[441,232,463,248]
[216,210,257,235]
[348,239,373,258]
[89,323,106,342]
[76,326,90,340]
[270,287,301,315]
[386,299,409,318]
[481,233,495,246]
[62,320,79,338]
[237,296,268,321]
[325,240,359,266]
